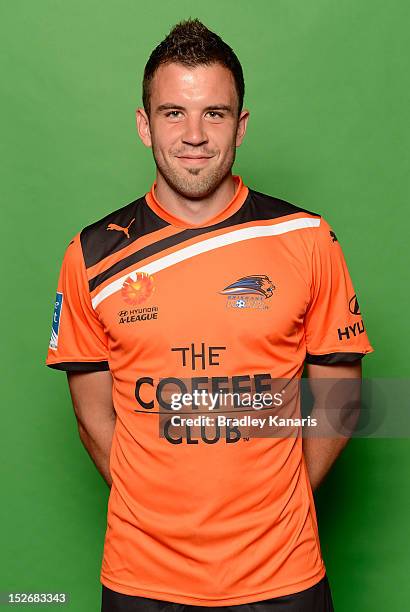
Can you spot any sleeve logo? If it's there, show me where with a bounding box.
[49,292,63,350]
[337,295,365,341]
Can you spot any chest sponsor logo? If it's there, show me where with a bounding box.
[219,275,275,310]
[133,342,292,445]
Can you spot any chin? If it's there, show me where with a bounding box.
[176,184,213,199]
[164,167,220,198]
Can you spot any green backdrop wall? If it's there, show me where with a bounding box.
[1,1,409,610]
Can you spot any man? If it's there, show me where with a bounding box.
[46,18,373,611]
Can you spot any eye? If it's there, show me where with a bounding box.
[165,110,182,118]
[206,111,224,119]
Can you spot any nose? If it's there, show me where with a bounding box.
[181,115,208,147]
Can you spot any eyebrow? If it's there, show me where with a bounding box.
[156,103,234,115]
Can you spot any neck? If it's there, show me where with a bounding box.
[154,172,237,226]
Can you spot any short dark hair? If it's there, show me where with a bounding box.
[142,18,245,117]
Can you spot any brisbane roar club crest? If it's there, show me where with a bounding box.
[219,275,276,309]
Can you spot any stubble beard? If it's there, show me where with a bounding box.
[151,139,237,200]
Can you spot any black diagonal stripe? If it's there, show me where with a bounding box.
[89,189,320,293]
[89,225,219,292]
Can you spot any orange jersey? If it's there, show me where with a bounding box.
[46,175,373,606]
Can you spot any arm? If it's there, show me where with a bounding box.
[67,370,116,488]
[302,360,362,491]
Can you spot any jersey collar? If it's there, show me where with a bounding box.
[145,175,249,229]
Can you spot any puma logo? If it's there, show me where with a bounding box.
[106,218,135,238]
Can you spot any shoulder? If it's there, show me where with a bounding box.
[246,187,342,252]
[76,192,170,269]
[247,186,322,220]
[78,197,146,268]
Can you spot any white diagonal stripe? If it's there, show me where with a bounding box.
[91,217,321,309]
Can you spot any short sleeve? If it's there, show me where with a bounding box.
[304,217,374,365]
[46,233,110,371]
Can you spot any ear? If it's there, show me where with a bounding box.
[136,107,152,147]
[235,108,250,147]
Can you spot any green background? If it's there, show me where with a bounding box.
[1,0,409,610]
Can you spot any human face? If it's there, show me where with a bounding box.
[136,62,249,199]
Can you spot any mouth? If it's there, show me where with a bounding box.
[176,155,214,165]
